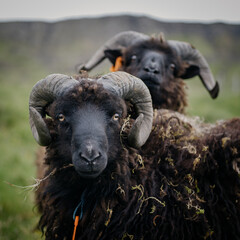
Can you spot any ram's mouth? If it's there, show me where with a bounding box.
[72,159,107,179]
[137,73,160,88]
[77,170,102,179]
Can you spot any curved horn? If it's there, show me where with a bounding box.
[77,31,149,72]
[168,40,219,99]
[98,71,153,149]
[29,74,79,146]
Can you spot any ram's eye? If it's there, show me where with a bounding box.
[112,113,120,121]
[58,114,65,122]
[131,55,137,61]
[170,63,175,71]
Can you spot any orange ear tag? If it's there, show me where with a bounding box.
[110,56,123,72]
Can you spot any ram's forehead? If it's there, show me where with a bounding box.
[55,80,126,111]
[63,80,107,97]
[126,38,172,53]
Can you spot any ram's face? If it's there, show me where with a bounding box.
[124,49,178,93]
[50,83,126,178]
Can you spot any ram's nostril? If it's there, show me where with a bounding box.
[93,152,101,160]
[79,151,101,163]
[144,65,159,74]
[144,66,150,72]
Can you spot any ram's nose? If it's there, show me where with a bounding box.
[78,141,102,164]
[72,138,108,178]
[79,150,101,164]
[144,61,160,74]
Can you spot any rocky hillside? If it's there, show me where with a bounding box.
[0,15,239,83]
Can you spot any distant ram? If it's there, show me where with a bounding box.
[77,31,219,113]
[29,72,240,240]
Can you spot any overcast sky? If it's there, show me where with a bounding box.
[0,0,240,24]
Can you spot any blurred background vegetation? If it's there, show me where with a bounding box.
[0,15,239,239]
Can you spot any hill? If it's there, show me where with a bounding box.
[0,15,240,77]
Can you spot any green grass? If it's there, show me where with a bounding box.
[186,79,240,122]
[0,67,239,239]
[0,79,41,239]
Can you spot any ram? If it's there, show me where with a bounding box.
[30,72,240,240]
[77,31,219,113]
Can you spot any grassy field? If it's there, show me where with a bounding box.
[0,67,239,239]
[0,79,41,239]
[187,79,240,122]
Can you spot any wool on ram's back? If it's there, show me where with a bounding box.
[30,73,240,240]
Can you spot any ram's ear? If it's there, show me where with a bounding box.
[104,49,123,65]
[180,65,200,79]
